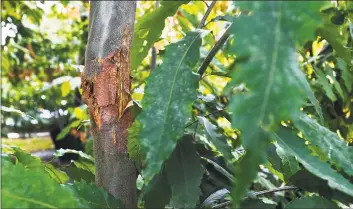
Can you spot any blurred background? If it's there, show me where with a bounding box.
[1,1,234,163]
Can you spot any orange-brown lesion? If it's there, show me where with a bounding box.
[81,25,133,152]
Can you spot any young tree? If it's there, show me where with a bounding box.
[81,2,137,207]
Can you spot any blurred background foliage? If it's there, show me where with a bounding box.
[1,1,353,208]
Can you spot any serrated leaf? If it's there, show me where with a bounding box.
[289,170,353,205]
[285,196,338,209]
[67,166,95,183]
[54,148,94,162]
[318,15,352,65]
[12,147,69,183]
[197,116,234,170]
[72,160,95,175]
[228,2,328,205]
[276,146,301,181]
[68,180,122,208]
[131,1,188,72]
[274,127,353,197]
[294,114,353,176]
[61,81,71,97]
[137,31,202,183]
[43,163,70,184]
[128,120,143,172]
[165,136,204,208]
[1,159,79,208]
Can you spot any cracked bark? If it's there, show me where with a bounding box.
[81,1,137,207]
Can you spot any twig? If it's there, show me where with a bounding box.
[253,186,298,196]
[202,0,209,7]
[185,108,225,128]
[198,25,232,77]
[150,1,159,71]
[198,0,217,29]
[211,186,298,208]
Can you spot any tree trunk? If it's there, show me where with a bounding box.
[81,1,137,207]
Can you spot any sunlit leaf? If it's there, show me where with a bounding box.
[228,2,328,205]
[2,160,79,208]
[136,31,202,183]
[131,1,188,73]
[274,127,353,197]
[61,81,71,97]
[294,114,353,176]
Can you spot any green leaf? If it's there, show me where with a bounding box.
[128,120,143,171]
[67,166,95,183]
[294,114,353,176]
[276,146,301,181]
[289,170,353,205]
[314,67,337,101]
[274,127,353,197]
[12,147,69,184]
[285,196,338,209]
[143,170,171,209]
[318,15,352,65]
[165,136,204,208]
[72,160,95,175]
[131,1,188,72]
[228,2,328,205]
[56,120,81,141]
[197,116,234,169]
[54,148,94,162]
[1,159,80,208]
[137,31,202,183]
[68,180,122,208]
[337,58,353,92]
[12,146,42,168]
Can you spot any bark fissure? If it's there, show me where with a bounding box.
[81,2,137,207]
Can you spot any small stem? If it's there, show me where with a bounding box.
[185,108,225,128]
[253,186,298,196]
[212,186,298,208]
[198,0,216,29]
[151,46,157,71]
[151,1,159,71]
[198,25,231,77]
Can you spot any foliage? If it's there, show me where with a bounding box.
[2,1,353,208]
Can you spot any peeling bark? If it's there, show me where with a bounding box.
[81,1,137,207]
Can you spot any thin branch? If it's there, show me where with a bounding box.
[198,0,217,29]
[150,1,159,71]
[198,25,232,77]
[185,108,225,128]
[151,46,157,71]
[253,186,298,196]
[212,186,298,209]
[202,0,209,7]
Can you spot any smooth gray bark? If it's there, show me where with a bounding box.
[82,1,137,207]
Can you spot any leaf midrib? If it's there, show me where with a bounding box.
[155,33,201,158]
[258,2,283,125]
